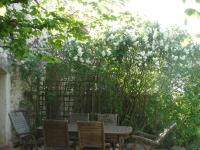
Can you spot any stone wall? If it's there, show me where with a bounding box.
[0,51,11,145]
[10,67,26,111]
[0,69,8,144]
[0,51,26,145]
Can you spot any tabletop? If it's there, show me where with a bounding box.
[69,124,132,135]
[38,124,132,135]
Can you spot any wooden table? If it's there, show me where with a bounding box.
[38,124,132,150]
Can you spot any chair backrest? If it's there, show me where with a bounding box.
[78,121,105,150]
[8,111,30,135]
[97,113,118,125]
[69,113,89,124]
[43,120,69,150]
[156,122,177,143]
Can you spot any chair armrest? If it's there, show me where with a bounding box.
[19,133,37,144]
[19,133,35,138]
[135,131,157,139]
[131,135,160,146]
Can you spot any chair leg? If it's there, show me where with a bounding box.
[132,143,137,150]
[35,143,38,150]
[112,141,115,150]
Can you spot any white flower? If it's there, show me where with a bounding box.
[155,61,159,66]
[147,51,153,56]
[0,47,3,52]
[140,51,146,57]
[160,39,164,46]
[107,49,112,56]
[102,51,106,57]
[196,61,200,65]
[73,56,78,61]
[13,3,23,12]
[37,0,43,2]
[173,56,178,61]
[143,55,147,61]
[180,55,186,60]
[80,58,84,63]
[146,44,151,48]
[131,32,137,40]
[41,30,48,39]
[86,58,91,64]
[143,35,148,43]
[109,34,115,40]
[136,55,142,60]
[135,41,139,45]
[2,52,7,58]
[77,47,83,57]
[113,42,118,46]
[153,29,158,39]
[165,44,169,51]
[24,14,32,20]
[26,38,31,44]
[20,60,25,64]
[184,49,190,55]
[51,29,59,35]
[119,37,123,42]
[153,57,158,62]
[152,40,156,50]
[138,62,142,66]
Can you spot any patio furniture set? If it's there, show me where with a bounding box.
[8,111,176,150]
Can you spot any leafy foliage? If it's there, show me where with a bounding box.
[0,0,122,60]
[185,8,200,16]
[3,0,200,148]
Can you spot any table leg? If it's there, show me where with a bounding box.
[119,136,124,150]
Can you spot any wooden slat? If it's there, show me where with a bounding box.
[78,121,105,150]
[43,120,69,149]
[97,114,118,126]
[9,111,30,134]
[69,113,89,124]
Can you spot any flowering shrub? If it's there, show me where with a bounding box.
[8,1,200,146]
[57,16,200,146]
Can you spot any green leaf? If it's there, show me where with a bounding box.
[185,8,200,16]
[185,8,197,16]
[36,53,43,60]
[195,34,200,38]
[195,0,200,3]
[0,3,3,7]
[58,7,65,12]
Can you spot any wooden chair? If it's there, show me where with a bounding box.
[43,120,74,150]
[9,111,40,150]
[97,114,118,149]
[126,122,177,150]
[97,114,118,126]
[78,121,105,150]
[69,113,89,124]
[69,113,90,147]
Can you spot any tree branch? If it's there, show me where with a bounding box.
[34,0,47,11]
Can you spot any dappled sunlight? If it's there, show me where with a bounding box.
[0,7,6,16]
